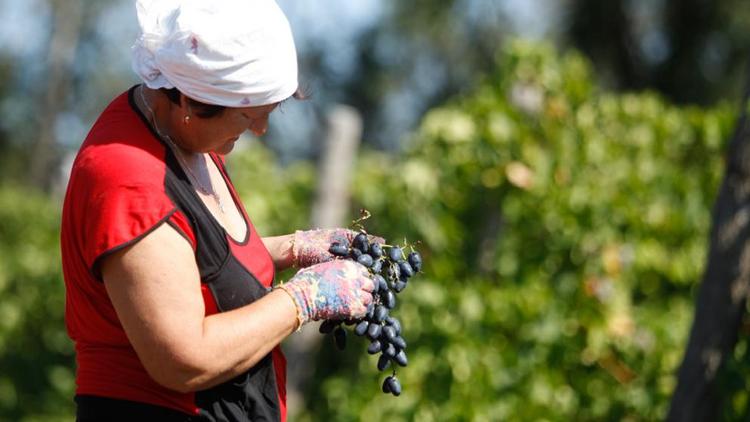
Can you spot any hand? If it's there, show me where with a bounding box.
[278,259,374,324]
[292,228,384,268]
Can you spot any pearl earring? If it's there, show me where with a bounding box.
[184,115,190,124]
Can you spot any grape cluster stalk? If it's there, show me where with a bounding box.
[318,231,422,397]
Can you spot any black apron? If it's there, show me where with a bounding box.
[76,89,280,422]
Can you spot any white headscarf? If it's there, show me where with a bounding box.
[132,0,298,107]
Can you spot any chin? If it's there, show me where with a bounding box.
[216,142,235,155]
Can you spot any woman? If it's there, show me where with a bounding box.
[60,1,376,420]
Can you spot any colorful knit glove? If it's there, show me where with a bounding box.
[278,259,375,324]
[292,228,384,268]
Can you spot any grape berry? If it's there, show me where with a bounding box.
[319,231,422,397]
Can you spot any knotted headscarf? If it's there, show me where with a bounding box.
[132,0,298,107]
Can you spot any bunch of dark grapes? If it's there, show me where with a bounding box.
[318,231,422,397]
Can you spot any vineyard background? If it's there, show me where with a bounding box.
[1,0,750,420]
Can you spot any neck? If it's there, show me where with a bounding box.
[138,85,195,157]
[138,87,222,208]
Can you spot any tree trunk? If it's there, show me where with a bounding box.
[310,105,363,229]
[568,0,646,90]
[283,105,362,416]
[667,61,750,421]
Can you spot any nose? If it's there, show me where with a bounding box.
[250,117,269,137]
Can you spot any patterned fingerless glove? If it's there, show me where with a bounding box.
[292,228,385,268]
[292,228,356,267]
[278,259,374,325]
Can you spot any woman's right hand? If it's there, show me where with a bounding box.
[278,259,374,324]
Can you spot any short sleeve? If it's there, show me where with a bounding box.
[69,143,177,280]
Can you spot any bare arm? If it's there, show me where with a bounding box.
[101,223,298,393]
[261,234,295,271]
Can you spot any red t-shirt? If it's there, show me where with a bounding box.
[61,88,287,420]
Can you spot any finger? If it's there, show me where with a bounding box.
[351,262,375,284]
[361,275,375,293]
[347,259,371,274]
[367,235,385,245]
[362,292,374,307]
[319,253,335,263]
[337,228,358,243]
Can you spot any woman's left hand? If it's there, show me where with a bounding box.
[293,228,384,268]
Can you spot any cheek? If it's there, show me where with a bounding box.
[227,120,250,137]
[209,123,241,142]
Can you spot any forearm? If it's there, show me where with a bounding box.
[173,289,298,392]
[181,259,374,391]
[261,234,295,270]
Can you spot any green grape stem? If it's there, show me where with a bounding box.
[350,209,372,232]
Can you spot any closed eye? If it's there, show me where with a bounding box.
[240,105,277,121]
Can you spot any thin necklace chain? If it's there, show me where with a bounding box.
[139,86,226,213]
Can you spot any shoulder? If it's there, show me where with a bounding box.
[73,89,168,191]
[62,88,179,273]
[75,142,167,190]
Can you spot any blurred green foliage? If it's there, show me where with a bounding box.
[0,187,74,421]
[237,40,734,421]
[0,40,742,420]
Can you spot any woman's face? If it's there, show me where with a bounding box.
[175,102,279,155]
